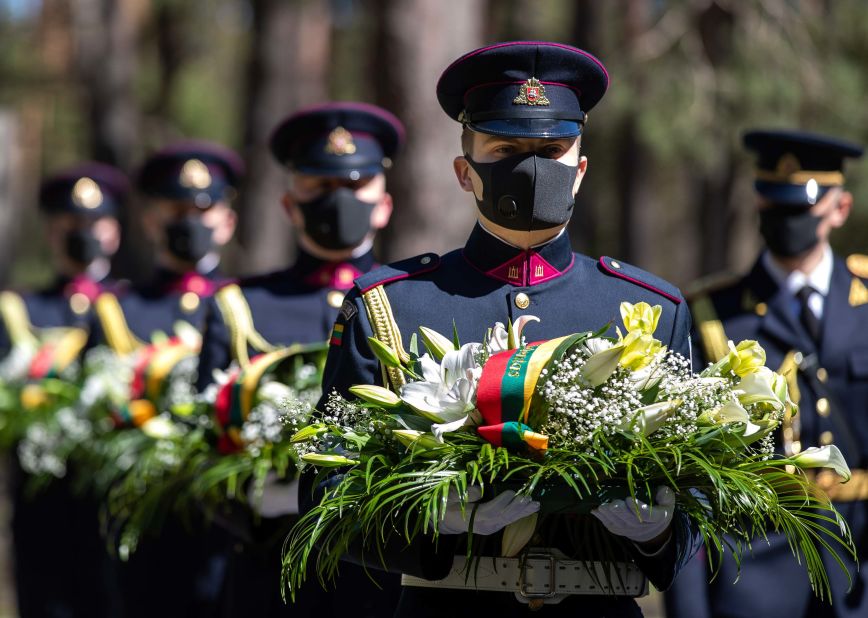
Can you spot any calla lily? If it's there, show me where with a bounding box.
[619,401,679,437]
[419,326,455,361]
[702,399,765,438]
[349,384,402,408]
[793,445,852,482]
[620,301,662,336]
[581,341,625,387]
[734,368,785,410]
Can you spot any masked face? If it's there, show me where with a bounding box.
[465,152,578,232]
[297,187,376,251]
[164,215,214,263]
[759,205,822,258]
[64,228,104,266]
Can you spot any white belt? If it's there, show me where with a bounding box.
[401,548,648,605]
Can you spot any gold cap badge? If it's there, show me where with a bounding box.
[179,159,212,189]
[513,77,550,106]
[325,127,357,156]
[71,177,103,210]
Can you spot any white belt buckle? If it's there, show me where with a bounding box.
[518,551,558,600]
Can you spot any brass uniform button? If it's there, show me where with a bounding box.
[180,292,201,313]
[420,256,432,265]
[816,367,828,383]
[327,290,345,309]
[819,431,834,446]
[754,302,767,316]
[69,293,91,315]
[791,440,802,455]
[610,260,621,269]
[816,397,830,417]
[515,293,530,309]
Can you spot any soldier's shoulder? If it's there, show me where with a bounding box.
[354,252,442,294]
[596,256,683,305]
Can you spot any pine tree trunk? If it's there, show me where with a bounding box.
[373,0,485,261]
[235,0,331,275]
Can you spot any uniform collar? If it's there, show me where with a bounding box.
[58,274,106,302]
[296,247,377,290]
[154,266,220,297]
[461,223,574,287]
[761,245,834,297]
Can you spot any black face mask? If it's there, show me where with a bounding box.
[165,216,214,263]
[465,152,578,232]
[759,206,822,258]
[298,187,376,251]
[65,228,104,265]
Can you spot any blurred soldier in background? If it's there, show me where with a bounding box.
[196,102,404,618]
[94,140,243,618]
[666,129,868,618]
[1,162,128,618]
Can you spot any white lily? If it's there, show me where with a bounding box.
[418,327,455,361]
[703,399,764,438]
[141,416,180,440]
[400,344,481,434]
[487,315,541,353]
[793,445,852,482]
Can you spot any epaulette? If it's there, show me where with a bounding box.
[846,254,868,279]
[597,256,682,304]
[846,254,868,307]
[684,271,740,302]
[354,252,440,294]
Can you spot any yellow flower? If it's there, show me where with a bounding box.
[620,302,662,336]
[619,331,663,371]
[20,384,48,410]
[726,340,766,377]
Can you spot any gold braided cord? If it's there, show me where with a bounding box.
[754,169,844,186]
[777,350,802,457]
[690,295,730,362]
[0,291,38,347]
[361,285,409,391]
[215,284,276,369]
[95,293,142,355]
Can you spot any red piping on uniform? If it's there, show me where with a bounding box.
[437,41,610,91]
[357,258,440,294]
[597,257,681,304]
[280,102,406,141]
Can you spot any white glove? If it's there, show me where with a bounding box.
[248,471,300,518]
[438,487,540,536]
[591,486,675,544]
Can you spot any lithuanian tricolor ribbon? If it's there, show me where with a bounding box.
[476,334,584,452]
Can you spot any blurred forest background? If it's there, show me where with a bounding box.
[1,0,868,293]
[1,1,868,615]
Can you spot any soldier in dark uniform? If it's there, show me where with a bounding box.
[1,162,128,618]
[664,130,868,618]
[307,41,699,617]
[194,102,404,618]
[97,140,244,618]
